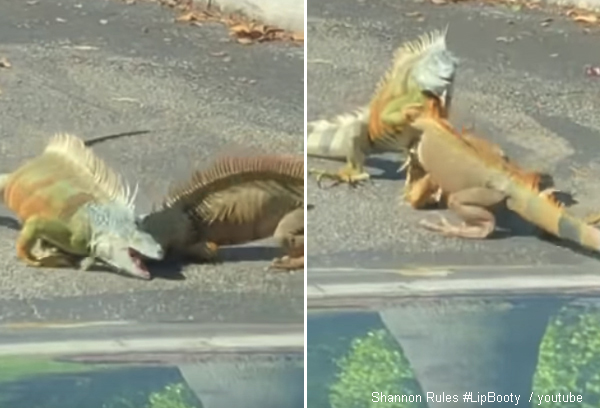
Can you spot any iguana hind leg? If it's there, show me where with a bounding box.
[17,216,87,268]
[419,188,506,239]
[270,208,304,271]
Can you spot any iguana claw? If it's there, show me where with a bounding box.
[309,168,372,189]
[269,255,304,271]
[419,215,455,234]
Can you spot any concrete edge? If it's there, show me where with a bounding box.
[206,0,304,33]
[0,333,304,356]
[307,272,600,306]
[542,0,600,12]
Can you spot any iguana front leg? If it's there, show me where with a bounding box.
[271,208,304,271]
[402,147,444,209]
[17,215,88,268]
[405,173,444,209]
[419,188,506,239]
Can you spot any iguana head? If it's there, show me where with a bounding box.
[85,203,165,280]
[410,29,459,109]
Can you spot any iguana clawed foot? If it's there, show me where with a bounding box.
[419,216,454,234]
[419,215,492,239]
[309,168,372,189]
[269,255,304,271]
[19,250,78,268]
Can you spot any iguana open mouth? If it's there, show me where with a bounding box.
[128,248,151,280]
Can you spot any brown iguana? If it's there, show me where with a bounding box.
[409,113,600,251]
[139,154,306,271]
[0,133,165,279]
[306,28,459,187]
[402,112,560,211]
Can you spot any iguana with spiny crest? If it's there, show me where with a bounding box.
[409,114,600,251]
[1,133,164,279]
[139,154,306,271]
[307,28,458,187]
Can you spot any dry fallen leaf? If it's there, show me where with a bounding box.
[0,57,11,68]
[230,22,251,34]
[585,65,600,77]
[291,31,304,42]
[172,2,300,45]
[176,11,198,22]
[566,9,578,16]
[573,14,598,23]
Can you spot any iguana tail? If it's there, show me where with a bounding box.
[306,106,369,159]
[505,181,600,252]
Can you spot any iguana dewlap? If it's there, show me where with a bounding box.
[140,154,306,271]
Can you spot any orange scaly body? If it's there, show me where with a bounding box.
[411,115,600,254]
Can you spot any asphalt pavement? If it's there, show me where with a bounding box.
[307,0,600,285]
[0,0,304,323]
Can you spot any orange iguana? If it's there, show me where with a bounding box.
[409,114,600,251]
[139,154,306,271]
[307,28,458,187]
[0,133,164,279]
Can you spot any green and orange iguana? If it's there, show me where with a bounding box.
[139,154,306,271]
[306,28,459,187]
[1,133,164,279]
[408,114,600,251]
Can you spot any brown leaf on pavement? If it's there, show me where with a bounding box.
[0,57,11,69]
[573,14,598,23]
[170,1,303,45]
[566,8,599,23]
[291,31,304,42]
[585,65,600,77]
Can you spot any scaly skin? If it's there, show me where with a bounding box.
[1,133,164,279]
[307,28,458,188]
[402,116,563,211]
[410,114,600,253]
[403,120,509,209]
[140,154,306,271]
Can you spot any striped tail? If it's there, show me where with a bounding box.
[506,182,600,253]
[306,106,369,159]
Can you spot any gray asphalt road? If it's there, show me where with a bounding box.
[0,0,304,323]
[307,0,600,274]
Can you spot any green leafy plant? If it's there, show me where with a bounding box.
[104,382,200,408]
[533,306,600,408]
[329,329,426,408]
